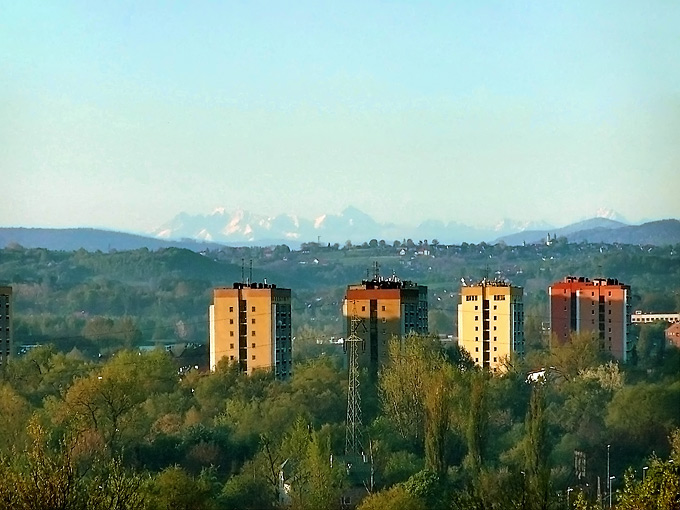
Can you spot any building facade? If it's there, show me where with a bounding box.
[665,322,680,349]
[549,276,632,361]
[0,286,11,370]
[458,280,524,373]
[209,282,292,379]
[343,276,428,373]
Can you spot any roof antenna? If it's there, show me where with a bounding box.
[241,258,245,284]
[249,259,253,285]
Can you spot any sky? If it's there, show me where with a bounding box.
[2,1,679,233]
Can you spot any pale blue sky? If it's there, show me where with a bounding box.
[2,1,679,232]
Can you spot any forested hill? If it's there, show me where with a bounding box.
[0,227,228,252]
[2,218,679,252]
[495,218,680,246]
[1,240,679,357]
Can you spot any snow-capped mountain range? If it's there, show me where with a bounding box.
[150,206,629,246]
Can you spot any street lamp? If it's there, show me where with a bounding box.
[609,476,615,509]
[643,466,648,482]
[607,444,611,509]
[567,487,573,508]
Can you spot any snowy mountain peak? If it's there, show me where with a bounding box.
[314,214,327,229]
[492,218,554,236]
[595,208,628,224]
[150,207,640,247]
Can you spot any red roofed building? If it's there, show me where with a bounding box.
[343,275,427,373]
[549,276,632,362]
[666,322,680,349]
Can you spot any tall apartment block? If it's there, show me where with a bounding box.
[458,280,524,373]
[343,276,428,373]
[209,282,292,379]
[0,286,12,370]
[549,276,632,361]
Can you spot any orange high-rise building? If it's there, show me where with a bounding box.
[458,280,524,373]
[209,282,292,379]
[0,286,12,370]
[549,276,632,361]
[343,276,428,373]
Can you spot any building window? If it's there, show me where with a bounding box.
[382,317,386,323]
[475,358,479,362]
[475,305,478,310]
[475,347,479,352]
[251,331,256,336]
[229,343,234,349]
[493,357,497,362]
[494,336,497,341]
[475,316,478,321]
[493,316,497,320]
[494,347,497,351]
[252,355,256,360]
[251,342,256,348]
[494,305,497,310]
[362,306,366,311]
[493,326,497,331]
[229,306,233,312]
[475,337,479,341]
[475,326,479,331]
[230,319,234,324]
[230,331,234,337]
[382,305,386,311]
[251,318,256,324]
[230,355,234,360]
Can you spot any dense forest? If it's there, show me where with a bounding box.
[0,335,678,509]
[0,240,679,508]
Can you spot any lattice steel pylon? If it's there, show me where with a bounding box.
[345,303,365,456]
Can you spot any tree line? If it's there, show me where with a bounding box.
[0,331,678,509]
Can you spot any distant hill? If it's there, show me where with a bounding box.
[496,219,680,246]
[496,217,626,245]
[568,219,680,245]
[0,228,230,252]
[4,217,678,253]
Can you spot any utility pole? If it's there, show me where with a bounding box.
[345,303,365,457]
